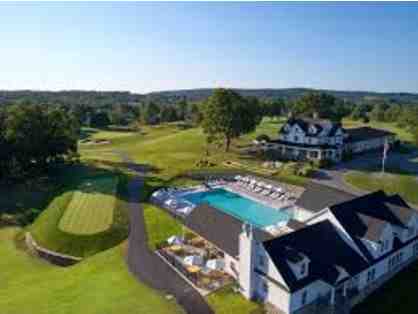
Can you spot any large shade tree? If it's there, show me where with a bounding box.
[202,89,262,152]
[292,92,350,122]
[2,104,79,178]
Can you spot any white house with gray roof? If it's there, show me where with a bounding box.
[259,117,395,162]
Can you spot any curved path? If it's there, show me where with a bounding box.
[117,152,213,314]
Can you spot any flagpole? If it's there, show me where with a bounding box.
[382,151,385,174]
[382,139,388,175]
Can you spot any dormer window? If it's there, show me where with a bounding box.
[300,263,306,276]
[309,126,316,134]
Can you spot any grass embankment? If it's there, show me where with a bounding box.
[206,286,263,314]
[344,170,418,205]
[342,118,418,205]
[343,119,415,143]
[58,176,118,235]
[28,165,129,257]
[0,228,184,314]
[143,204,182,250]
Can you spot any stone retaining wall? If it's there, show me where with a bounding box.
[25,232,82,266]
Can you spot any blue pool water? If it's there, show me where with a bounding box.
[183,188,291,227]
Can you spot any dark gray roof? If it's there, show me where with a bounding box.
[346,127,395,143]
[296,182,356,213]
[185,203,242,257]
[328,191,414,259]
[329,191,408,229]
[263,220,368,292]
[358,213,388,242]
[184,203,271,257]
[279,118,342,137]
[385,203,414,225]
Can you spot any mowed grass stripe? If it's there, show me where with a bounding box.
[59,177,118,235]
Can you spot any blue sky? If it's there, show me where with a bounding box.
[1,2,417,93]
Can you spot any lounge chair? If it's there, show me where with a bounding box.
[254,186,263,193]
[270,192,280,199]
[261,189,271,196]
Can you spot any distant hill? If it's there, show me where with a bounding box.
[0,88,417,106]
[0,90,143,107]
[144,88,418,104]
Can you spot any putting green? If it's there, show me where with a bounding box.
[59,176,118,235]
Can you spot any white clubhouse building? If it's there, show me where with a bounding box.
[259,118,395,162]
[183,188,418,314]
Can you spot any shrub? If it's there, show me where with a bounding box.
[362,116,370,124]
[342,150,353,162]
[195,158,216,168]
[255,134,270,142]
[297,164,315,177]
[312,159,333,169]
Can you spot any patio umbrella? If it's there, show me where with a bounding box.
[184,255,204,266]
[206,259,225,271]
[167,236,182,245]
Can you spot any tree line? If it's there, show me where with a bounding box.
[0,104,79,181]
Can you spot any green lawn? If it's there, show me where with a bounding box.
[58,176,118,235]
[0,227,184,314]
[143,203,183,250]
[352,262,418,314]
[344,170,418,206]
[28,166,130,257]
[206,286,263,314]
[343,119,415,143]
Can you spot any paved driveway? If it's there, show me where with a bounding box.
[311,149,418,195]
[119,152,213,314]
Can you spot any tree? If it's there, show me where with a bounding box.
[202,89,262,152]
[109,104,126,125]
[397,106,418,131]
[90,111,110,128]
[175,98,188,121]
[142,102,161,125]
[3,104,78,177]
[262,99,284,119]
[186,102,203,125]
[292,92,345,122]
[384,104,402,122]
[369,103,389,122]
[160,105,179,122]
[414,127,418,147]
[351,104,367,121]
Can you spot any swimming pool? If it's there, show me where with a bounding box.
[183,188,291,227]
